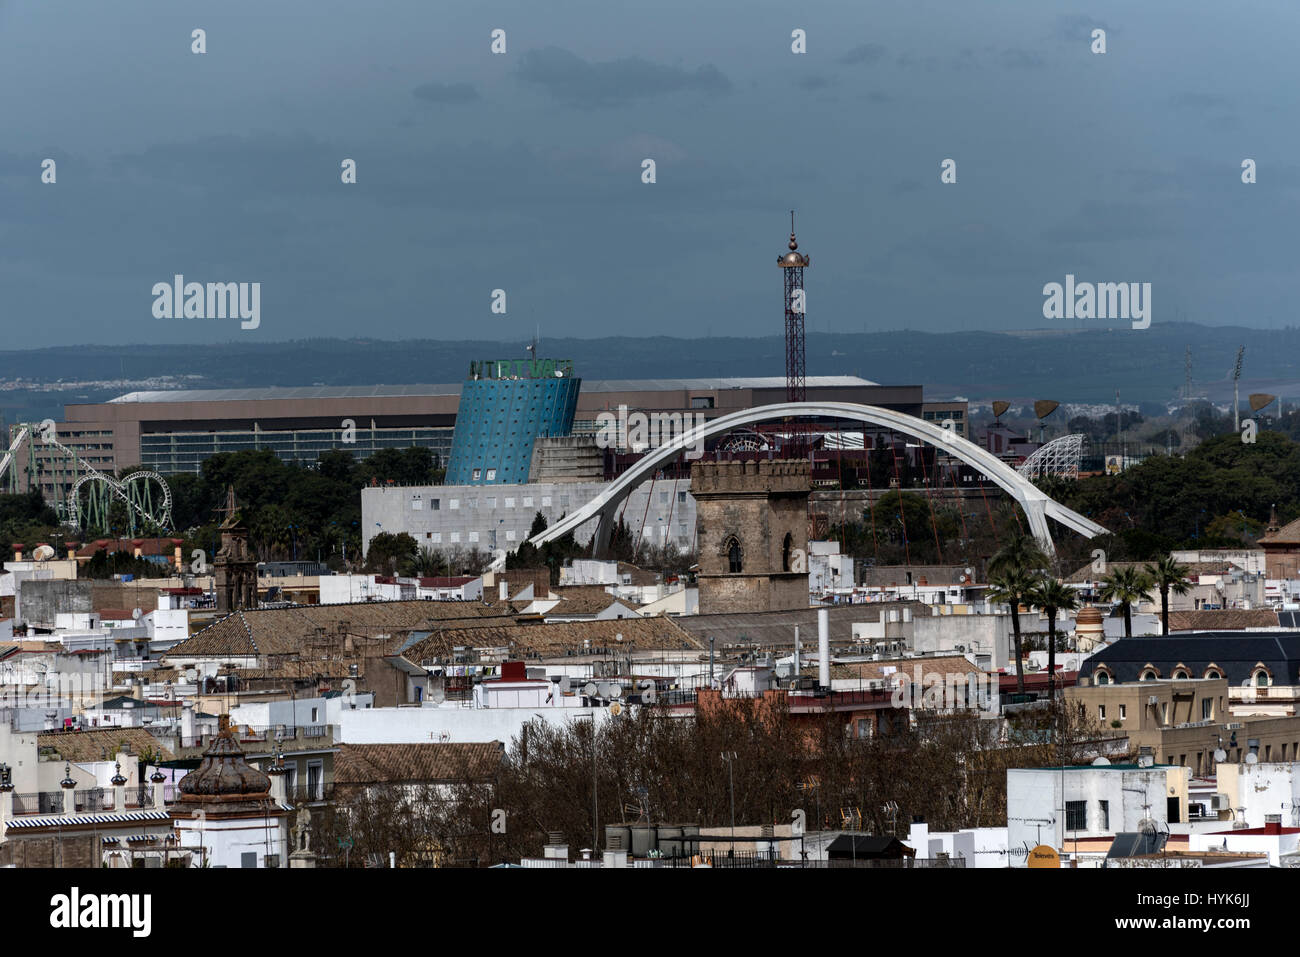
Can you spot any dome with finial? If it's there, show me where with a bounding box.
[778,211,811,267]
[176,716,271,799]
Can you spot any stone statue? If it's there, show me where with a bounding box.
[294,807,312,853]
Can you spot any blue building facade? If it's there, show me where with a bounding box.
[445,359,580,485]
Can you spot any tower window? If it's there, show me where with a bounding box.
[727,537,743,574]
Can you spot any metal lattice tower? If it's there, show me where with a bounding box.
[779,211,810,404]
[1017,433,1086,481]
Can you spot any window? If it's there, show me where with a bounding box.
[1098,705,1106,720]
[265,854,280,868]
[1255,670,1270,687]
[431,499,440,511]
[727,537,743,574]
[1204,669,1221,680]
[241,852,258,869]
[1094,671,1109,686]
[486,469,497,481]
[542,496,552,507]
[1173,669,1189,679]
[1098,800,1109,831]
[1065,800,1087,832]
[659,492,669,504]
[506,530,516,542]
[678,491,687,504]
[411,497,422,511]
[307,762,323,801]
[691,396,714,409]
[449,499,460,510]
[431,532,442,544]
[485,497,496,509]
[472,469,481,481]
[1202,698,1213,721]
[1119,704,1127,720]
[504,497,515,508]
[523,497,533,507]
[468,532,479,543]
[782,532,793,572]
[450,532,461,544]
[1141,670,1157,682]
[310,707,319,722]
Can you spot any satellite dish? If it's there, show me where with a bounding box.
[184,669,198,683]
[991,400,1010,418]
[31,544,55,561]
[429,688,446,705]
[1033,399,1060,420]
[1245,752,1259,765]
[132,608,143,621]
[597,682,613,698]
[607,683,623,699]
[1214,749,1227,762]
[1091,757,1111,766]
[583,682,599,698]
[1249,393,1277,412]
[964,567,973,576]
[609,702,623,716]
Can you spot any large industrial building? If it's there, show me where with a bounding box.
[18,375,938,499]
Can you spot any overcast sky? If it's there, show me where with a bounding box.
[2,0,1297,348]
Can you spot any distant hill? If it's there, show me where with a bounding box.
[4,322,1299,424]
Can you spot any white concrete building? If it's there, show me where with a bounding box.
[1007,761,1190,866]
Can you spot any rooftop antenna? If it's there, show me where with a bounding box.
[1232,346,1245,433]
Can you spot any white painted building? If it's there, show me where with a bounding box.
[1006,762,1190,867]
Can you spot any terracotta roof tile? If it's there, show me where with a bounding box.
[334,742,503,785]
[403,614,702,661]
[37,727,174,763]
[1168,609,1278,631]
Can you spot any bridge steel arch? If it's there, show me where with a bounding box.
[529,401,1106,556]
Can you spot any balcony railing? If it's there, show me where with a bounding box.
[125,785,155,808]
[12,791,65,815]
[178,724,334,750]
[73,788,113,812]
[286,782,334,804]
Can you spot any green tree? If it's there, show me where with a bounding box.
[1099,565,1153,638]
[1145,554,1191,637]
[987,567,1038,695]
[364,531,418,575]
[1029,577,1080,697]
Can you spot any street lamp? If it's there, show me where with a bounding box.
[721,751,738,856]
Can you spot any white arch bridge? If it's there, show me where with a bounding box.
[528,402,1106,556]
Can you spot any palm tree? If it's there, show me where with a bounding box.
[987,532,1050,580]
[412,546,443,577]
[1145,554,1191,636]
[987,566,1038,694]
[1098,565,1153,638]
[1030,578,1080,697]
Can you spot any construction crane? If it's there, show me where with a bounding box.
[1232,346,1245,433]
[0,423,173,535]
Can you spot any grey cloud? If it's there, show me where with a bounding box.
[516,46,730,108]
[838,43,885,66]
[413,82,479,104]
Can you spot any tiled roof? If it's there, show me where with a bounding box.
[403,615,703,661]
[832,655,983,682]
[1080,631,1300,684]
[675,602,933,648]
[1168,609,1279,631]
[1064,560,1230,584]
[1260,517,1300,546]
[163,600,512,660]
[334,742,504,786]
[37,727,174,763]
[549,586,638,616]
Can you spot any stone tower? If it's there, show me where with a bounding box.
[213,487,257,613]
[692,459,811,615]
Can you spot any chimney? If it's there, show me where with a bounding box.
[132,539,144,559]
[66,541,79,561]
[818,607,830,690]
[172,539,184,571]
[499,580,509,602]
[11,544,22,562]
[181,700,196,741]
[543,831,569,861]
